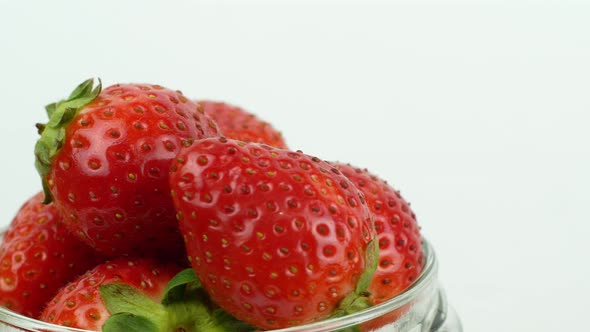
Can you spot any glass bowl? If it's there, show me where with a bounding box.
[0,237,461,332]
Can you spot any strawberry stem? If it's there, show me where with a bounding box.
[34,78,102,203]
[329,238,379,321]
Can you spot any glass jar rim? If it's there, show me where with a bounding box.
[0,238,438,332]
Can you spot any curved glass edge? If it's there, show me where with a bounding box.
[429,286,462,332]
[436,305,463,332]
[0,238,451,332]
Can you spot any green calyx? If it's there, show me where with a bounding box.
[100,268,253,332]
[99,242,379,331]
[330,238,379,321]
[34,78,102,203]
[355,238,379,295]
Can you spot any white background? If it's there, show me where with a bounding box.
[1,1,589,331]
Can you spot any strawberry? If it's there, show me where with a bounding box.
[34,79,220,257]
[333,163,424,305]
[0,192,104,318]
[170,137,378,329]
[40,258,180,329]
[40,259,250,331]
[199,101,288,149]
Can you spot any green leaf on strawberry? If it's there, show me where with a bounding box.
[161,268,201,306]
[356,237,380,295]
[34,78,102,203]
[42,259,252,332]
[329,238,379,321]
[102,313,160,332]
[100,284,167,323]
[99,268,253,332]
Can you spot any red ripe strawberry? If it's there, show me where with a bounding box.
[34,79,220,257]
[199,101,288,149]
[40,258,181,330]
[40,259,250,331]
[0,192,104,318]
[333,163,424,305]
[170,137,378,329]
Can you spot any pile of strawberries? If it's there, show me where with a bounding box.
[0,79,423,331]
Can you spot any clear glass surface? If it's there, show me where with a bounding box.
[0,236,461,332]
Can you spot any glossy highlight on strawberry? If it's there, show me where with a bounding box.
[0,192,104,318]
[170,137,378,329]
